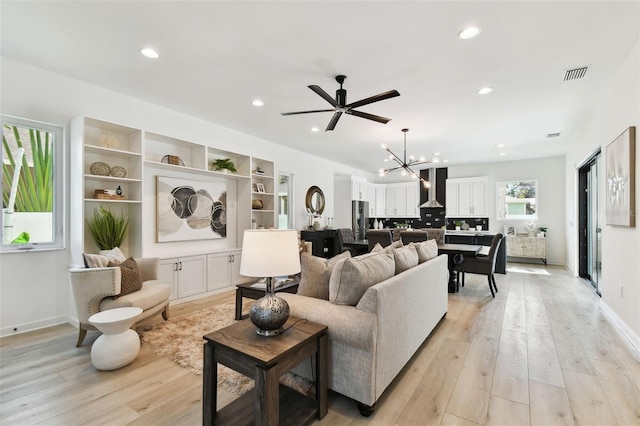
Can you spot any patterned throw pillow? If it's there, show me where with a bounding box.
[82,246,127,268]
[297,251,351,300]
[108,257,143,297]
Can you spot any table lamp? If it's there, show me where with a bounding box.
[240,229,301,336]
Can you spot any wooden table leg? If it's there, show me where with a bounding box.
[202,342,217,426]
[316,333,328,418]
[235,288,243,320]
[255,364,279,426]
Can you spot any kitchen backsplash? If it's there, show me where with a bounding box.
[445,217,489,231]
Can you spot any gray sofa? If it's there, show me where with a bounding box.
[280,243,449,414]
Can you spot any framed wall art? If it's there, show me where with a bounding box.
[606,126,635,227]
[156,176,227,242]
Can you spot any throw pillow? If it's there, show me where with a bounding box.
[392,245,419,274]
[83,253,109,268]
[109,257,143,297]
[329,250,395,306]
[414,239,438,263]
[297,251,351,300]
[371,239,403,253]
[105,246,127,264]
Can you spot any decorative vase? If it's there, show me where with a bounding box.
[456,226,461,231]
[250,279,290,336]
[313,220,321,230]
[374,218,379,229]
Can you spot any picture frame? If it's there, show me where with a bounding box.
[504,225,516,236]
[252,183,258,192]
[606,126,636,227]
[256,183,266,193]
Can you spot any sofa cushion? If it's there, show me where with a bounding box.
[392,245,419,274]
[100,281,171,312]
[297,251,351,300]
[329,250,395,306]
[109,257,143,297]
[414,239,438,263]
[82,246,127,268]
[371,239,403,253]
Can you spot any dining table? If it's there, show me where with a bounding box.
[343,239,369,255]
[437,243,483,293]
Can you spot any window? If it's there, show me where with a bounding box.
[496,180,537,220]
[1,115,64,251]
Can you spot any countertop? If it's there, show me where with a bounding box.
[445,230,498,237]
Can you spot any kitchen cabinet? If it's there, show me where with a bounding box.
[506,236,547,264]
[446,177,488,217]
[385,182,419,218]
[159,255,207,300]
[444,233,506,274]
[367,185,387,217]
[207,250,247,291]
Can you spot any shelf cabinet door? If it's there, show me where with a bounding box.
[176,255,207,298]
[446,181,459,216]
[158,259,179,301]
[207,253,233,291]
[405,183,419,217]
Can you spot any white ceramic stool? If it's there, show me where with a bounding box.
[88,307,143,370]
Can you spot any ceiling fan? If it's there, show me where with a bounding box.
[281,75,400,131]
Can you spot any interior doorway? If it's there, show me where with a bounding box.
[578,150,602,295]
[278,173,293,229]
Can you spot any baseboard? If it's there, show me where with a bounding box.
[0,315,75,338]
[600,301,640,353]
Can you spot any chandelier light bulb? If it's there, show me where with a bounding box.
[401,170,407,176]
[419,156,425,162]
[423,180,431,188]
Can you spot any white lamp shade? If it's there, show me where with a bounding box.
[240,229,301,277]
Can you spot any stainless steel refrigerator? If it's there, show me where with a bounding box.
[352,200,369,240]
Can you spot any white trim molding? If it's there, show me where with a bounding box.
[600,300,640,353]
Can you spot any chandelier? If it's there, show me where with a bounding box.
[379,128,437,188]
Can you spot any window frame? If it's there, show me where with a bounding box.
[1,115,65,252]
[496,179,538,221]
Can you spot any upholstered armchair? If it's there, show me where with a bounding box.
[69,257,171,346]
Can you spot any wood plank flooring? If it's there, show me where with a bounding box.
[2,263,640,425]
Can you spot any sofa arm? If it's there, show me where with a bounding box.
[135,257,159,282]
[69,267,121,326]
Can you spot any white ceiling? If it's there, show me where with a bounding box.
[2,1,639,177]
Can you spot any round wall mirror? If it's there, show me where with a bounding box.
[305,186,325,215]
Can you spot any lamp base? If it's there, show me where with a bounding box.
[249,293,290,337]
[255,326,285,337]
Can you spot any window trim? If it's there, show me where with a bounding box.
[1,115,65,252]
[496,179,538,221]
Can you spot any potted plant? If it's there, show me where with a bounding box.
[86,206,129,251]
[453,220,463,231]
[538,226,548,238]
[210,158,237,174]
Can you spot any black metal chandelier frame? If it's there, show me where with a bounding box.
[380,128,432,188]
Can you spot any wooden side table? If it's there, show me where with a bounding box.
[203,318,327,426]
[235,280,299,320]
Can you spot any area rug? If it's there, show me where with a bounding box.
[137,300,313,396]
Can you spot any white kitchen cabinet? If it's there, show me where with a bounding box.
[207,250,247,291]
[367,184,387,217]
[159,255,207,300]
[385,182,419,218]
[446,177,488,217]
[334,176,369,228]
[506,236,547,264]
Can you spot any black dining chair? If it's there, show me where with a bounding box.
[366,229,393,252]
[400,230,429,245]
[336,228,359,256]
[455,233,504,297]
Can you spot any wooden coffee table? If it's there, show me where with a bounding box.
[203,318,327,426]
[235,280,299,320]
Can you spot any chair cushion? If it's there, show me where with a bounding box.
[297,251,351,300]
[392,245,419,274]
[414,239,438,263]
[100,281,171,311]
[109,257,143,297]
[329,250,395,306]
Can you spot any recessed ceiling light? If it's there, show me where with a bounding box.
[496,144,505,148]
[140,48,159,59]
[251,99,264,107]
[499,152,506,156]
[477,87,493,95]
[458,27,481,40]
[443,159,449,163]
[310,127,320,132]
[433,152,440,156]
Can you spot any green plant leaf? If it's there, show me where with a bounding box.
[86,206,130,250]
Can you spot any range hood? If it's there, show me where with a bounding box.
[419,168,443,208]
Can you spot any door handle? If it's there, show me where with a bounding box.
[179,261,183,271]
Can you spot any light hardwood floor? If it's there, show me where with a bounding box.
[2,263,640,425]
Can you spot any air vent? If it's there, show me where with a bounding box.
[547,132,561,138]
[563,66,588,81]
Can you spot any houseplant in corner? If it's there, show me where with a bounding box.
[210,158,237,174]
[86,206,129,251]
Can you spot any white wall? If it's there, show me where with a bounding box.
[0,58,369,336]
[447,156,566,265]
[565,38,640,347]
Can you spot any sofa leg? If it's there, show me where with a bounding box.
[162,305,170,321]
[76,327,87,347]
[357,402,375,417]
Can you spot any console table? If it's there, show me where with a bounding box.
[203,318,328,426]
[300,229,339,258]
[506,235,547,264]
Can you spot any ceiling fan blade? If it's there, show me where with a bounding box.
[347,109,391,124]
[281,109,335,116]
[346,89,400,109]
[325,112,342,131]
[309,85,338,107]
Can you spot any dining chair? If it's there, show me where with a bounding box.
[336,228,359,256]
[366,229,393,252]
[400,230,429,245]
[455,233,504,297]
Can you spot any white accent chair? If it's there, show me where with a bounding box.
[69,257,171,347]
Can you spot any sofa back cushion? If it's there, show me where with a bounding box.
[413,239,438,263]
[297,251,351,300]
[392,245,419,274]
[108,257,143,297]
[329,250,395,306]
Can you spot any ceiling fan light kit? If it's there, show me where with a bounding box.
[379,128,433,189]
[281,75,400,131]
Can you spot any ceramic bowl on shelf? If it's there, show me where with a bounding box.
[89,161,111,176]
[110,166,127,178]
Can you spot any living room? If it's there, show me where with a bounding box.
[1,1,639,425]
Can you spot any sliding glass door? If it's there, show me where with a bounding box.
[579,151,602,294]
